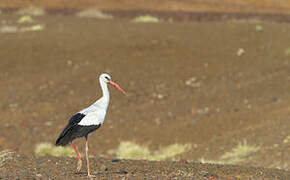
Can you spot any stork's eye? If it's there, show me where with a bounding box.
[105,76,110,80]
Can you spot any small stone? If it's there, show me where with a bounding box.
[185,77,201,88]
[112,158,121,162]
[237,48,245,56]
[157,94,164,99]
[272,97,280,103]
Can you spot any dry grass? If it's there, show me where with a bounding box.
[132,15,159,23]
[200,140,260,165]
[108,141,191,161]
[35,142,75,157]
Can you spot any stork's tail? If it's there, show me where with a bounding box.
[55,126,75,146]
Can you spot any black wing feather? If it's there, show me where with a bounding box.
[55,113,85,146]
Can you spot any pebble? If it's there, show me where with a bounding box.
[112,158,121,162]
[271,97,280,103]
[237,48,245,56]
[185,77,201,88]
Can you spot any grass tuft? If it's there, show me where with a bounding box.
[108,141,191,161]
[132,15,159,23]
[255,25,263,32]
[200,140,260,165]
[35,142,75,157]
[220,141,260,164]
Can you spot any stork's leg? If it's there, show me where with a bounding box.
[85,137,92,177]
[71,142,82,172]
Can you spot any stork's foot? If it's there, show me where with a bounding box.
[88,174,96,179]
[77,159,82,172]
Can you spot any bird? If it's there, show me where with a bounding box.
[55,73,126,177]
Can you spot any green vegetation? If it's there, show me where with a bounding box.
[17,15,34,24]
[200,141,260,165]
[132,15,159,23]
[108,141,191,161]
[35,143,75,157]
[255,25,263,32]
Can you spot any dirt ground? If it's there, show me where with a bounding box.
[1,153,289,179]
[1,0,290,14]
[0,1,290,179]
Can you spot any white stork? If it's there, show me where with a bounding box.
[55,73,126,177]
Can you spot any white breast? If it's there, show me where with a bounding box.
[77,108,107,126]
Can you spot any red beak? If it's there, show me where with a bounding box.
[109,80,126,94]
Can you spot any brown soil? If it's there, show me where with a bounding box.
[1,153,289,179]
[0,1,290,179]
[1,0,290,14]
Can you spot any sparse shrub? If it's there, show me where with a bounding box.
[220,141,260,164]
[35,143,75,157]
[255,25,263,32]
[108,141,191,161]
[132,15,159,23]
[200,140,260,165]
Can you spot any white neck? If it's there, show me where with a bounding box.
[92,78,110,110]
[100,79,109,100]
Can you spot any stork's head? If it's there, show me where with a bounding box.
[100,73,112,83]
[100,73,126,94]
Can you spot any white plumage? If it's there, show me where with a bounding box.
[55,73,125,177]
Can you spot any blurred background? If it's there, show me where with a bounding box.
[0,0,289,170]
